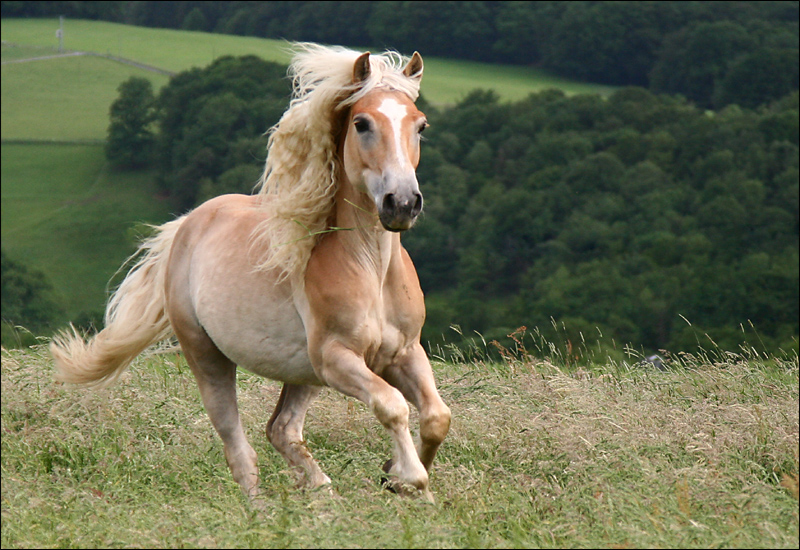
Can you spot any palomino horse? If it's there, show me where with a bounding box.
[50,44,450,502]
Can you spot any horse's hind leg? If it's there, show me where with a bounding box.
[174,323,260,498]
[267,384,331,489]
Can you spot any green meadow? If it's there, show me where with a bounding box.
[1,18,616,108]
[0,18,293,75]
[1,143,173,322]
[1,52,171,141]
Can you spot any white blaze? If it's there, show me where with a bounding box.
[377,97,409,169]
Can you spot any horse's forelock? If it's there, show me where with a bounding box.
[288,43,420,110]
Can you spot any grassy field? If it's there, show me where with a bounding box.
[1,143,174,323]
[1,340,797,548]
[1,51,171,141]
[1,18,616,107]
[0,18,294,74]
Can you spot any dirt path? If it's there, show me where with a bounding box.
[1,51,88,63]
[1,43,175,76]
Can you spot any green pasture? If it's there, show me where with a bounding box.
[1,18,616,107]
[0,18,292,74]
[1,144,174,322]
[1,51,170,141]
[1,343,797,548]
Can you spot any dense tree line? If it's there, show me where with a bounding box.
[107,55,288,210]
[152,55,288,210]
[408,88,798,355]
[103,54,798,356]
[3,1,798,109]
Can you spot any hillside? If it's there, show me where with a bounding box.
[1,144,172,324]
[1,18,616,108]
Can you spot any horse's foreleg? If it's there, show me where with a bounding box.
[383,344,451,471]
[267,383,331,489]
[316,342,430,497]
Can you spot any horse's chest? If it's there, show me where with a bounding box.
[363,295,420,372]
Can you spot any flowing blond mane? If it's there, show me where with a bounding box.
[252,42,421,282]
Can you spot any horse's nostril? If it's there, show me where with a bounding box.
[382,193,396,212]
[412,193,423,216]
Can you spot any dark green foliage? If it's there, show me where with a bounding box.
[105,77,156,169]
[713,47,800,109]
[650,21,756,108]
[154,55,289,211]
[1,249,63,347]
[406,88,799,354]
[181,6,208,31]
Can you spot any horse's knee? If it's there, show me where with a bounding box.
[370,387,410,430]
[421,402,451,445]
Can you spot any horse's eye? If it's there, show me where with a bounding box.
[418,121,429,134]
[354,117,371,133]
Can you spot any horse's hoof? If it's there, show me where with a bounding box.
[379,459,434,502]
[380,459,398,493]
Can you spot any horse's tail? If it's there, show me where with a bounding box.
[50,216,187,389]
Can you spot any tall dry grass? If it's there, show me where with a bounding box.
[1,334,797,548]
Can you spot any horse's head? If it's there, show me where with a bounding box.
[342,52,427,232]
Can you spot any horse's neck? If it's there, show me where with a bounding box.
[331,182,400,281]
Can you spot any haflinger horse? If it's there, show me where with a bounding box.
[50,43,451,503]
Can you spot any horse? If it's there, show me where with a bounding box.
[50,43,451,503]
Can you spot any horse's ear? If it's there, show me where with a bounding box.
[353,52,371,84]
[403,51,424,82]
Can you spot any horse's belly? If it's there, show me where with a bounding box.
[199,291,319,384]
[203,295,319,385]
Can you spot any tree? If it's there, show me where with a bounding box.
[181,7,209,31]
[541,1,670,86]
[105,77,156,169]
[154,56,289,210]
[714,47,800,109]
[1,249,62,347]
[650,21,755,108]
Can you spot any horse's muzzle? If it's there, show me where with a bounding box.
[379,191,423,232]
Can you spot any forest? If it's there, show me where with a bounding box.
[2,1,798,356]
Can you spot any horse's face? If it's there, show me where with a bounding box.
[343,56,428,232]
[343,90,428,232]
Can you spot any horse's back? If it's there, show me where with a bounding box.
[166,194,319,385]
